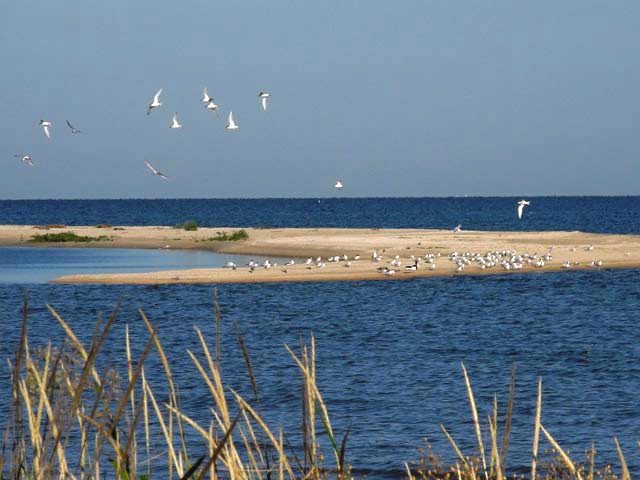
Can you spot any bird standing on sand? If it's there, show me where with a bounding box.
[147,89,163,115]
[40,120,52,138]
[517,199,530,219]
[144,160,169,179]
[226,111,239,130]
[170,113,182,129]
[334,180,343,189]
[14,154,33,166]
[258,91,270,111]
[65,120,84,134]
[453,224,462,233]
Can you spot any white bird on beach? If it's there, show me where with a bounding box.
[170,113,182,129]
[453,224,462,233]
[14,154,33,166]
[147,88,163,115]
[144,160,169,180]
[517,199,530,219]
[65,120,84,134]
[258,91,270,111]
[334,180,343,189]
[226,111,239,130]
[40,120,52,139]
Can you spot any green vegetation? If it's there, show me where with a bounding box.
[208,229,249,241]
[174,220,199,231]
[30,231,111,243]
[0,296,632,480]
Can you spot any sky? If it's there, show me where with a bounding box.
[1,1,639,199]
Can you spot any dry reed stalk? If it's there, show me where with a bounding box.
[614,437,630,480]
[499,365,515,471]
[144,381,184,477]
[531,377,542,480]
[125,325,137,477]
[242,409,266,467]
[234,321,259,402]
[141,368,151,480]
[232,393,295,480]
[214,290,222,369]
[588,443,595,480]
[488,412,503,480]
[405,461,415,480]
[238,426,262,480]
[440,425,468,469]
[540,425,582,480]
[460,363,488,480]
[279,429,285,480]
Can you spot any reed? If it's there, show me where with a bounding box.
[0,297,637,480]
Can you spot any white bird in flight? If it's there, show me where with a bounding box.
[226,111,239,130]
[145,160,169,179]
[334,180,343,189]
[258,91,270,111]
[202,88,219,114]
[65,120,84,134]
[147,88,163,115]
[202,87,211,104]
[14,154,33,166]
[170,113,182,129]
[40,120,52,138]
[517,199,530,219]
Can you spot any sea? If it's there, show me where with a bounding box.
[0,197,638,477]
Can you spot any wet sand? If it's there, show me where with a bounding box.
[1,224,638,284]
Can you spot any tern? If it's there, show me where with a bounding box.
[202,87,211,104]
[517,199,530,219]
[147,88,163,115]
[14,154,33,166]
[258,91,270,111]
[65,120,84,134]
[334,180,343,189]
[40,120,52,139]
[144,160,169,179]
[170,113,182,129]
[226,111,239,130]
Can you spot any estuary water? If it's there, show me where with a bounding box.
[0,197,638,477]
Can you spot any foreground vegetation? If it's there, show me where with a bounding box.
[0,296,635,479]
[30,231,111,243]
[208,229,249,241]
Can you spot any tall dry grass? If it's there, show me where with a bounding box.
[0,293,636,480]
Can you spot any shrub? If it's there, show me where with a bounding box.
[175,220,198,231]
[30,232,109,243]
[209,229,249,241]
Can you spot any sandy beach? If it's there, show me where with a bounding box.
[1,224,639,284]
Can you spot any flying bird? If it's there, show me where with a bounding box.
[145,160,169,179]
[40,120,52,138]
[258,91,270,111]
[147,88,163,115]
[226,111,239,130]
[517,199,530,219]
[334,180,343,189]
[14,154,33,166]
[202,87,211,104]
[65,120,84,134]
[170,113,182,129]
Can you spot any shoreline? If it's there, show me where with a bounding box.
[1,224,639,284]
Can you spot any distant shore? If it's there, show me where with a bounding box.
[1,224,639,284]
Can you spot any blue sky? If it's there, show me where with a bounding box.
[1,1,639,198]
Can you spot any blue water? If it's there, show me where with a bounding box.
[0,197,639,233]
[0,198,639,477]
[0,247,281,283]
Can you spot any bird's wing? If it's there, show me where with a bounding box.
[66,120,74,130]
[228,111,236,127]
[172,113,177,124]
[153,88,163,103]
[43,125,50,138]
[203,87,209,101]
[158,172,169,180]
[145,160,158,174]
[517,204,524,219]
[261,96,268,111]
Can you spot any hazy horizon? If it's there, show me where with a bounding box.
[2,1,639,199]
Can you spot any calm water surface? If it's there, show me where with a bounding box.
[0,198,638,477]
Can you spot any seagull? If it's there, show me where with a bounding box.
[14,154,33,166]
[40,120,52,139]
[147,88,163,115]
[517,199,530,219]
[226,111,239,130]
[170,113,182,129]
[202,87,211,104]
[144,160,169,179]
[453,224,462,233]
[205,98,219,115]
[334,180,343,189]
[258,91,270,111]
[65,120,84,134]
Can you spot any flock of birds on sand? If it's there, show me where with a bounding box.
[219,241,609,278]
[15,88,347,189]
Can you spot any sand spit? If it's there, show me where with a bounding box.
[0,224,638,284]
